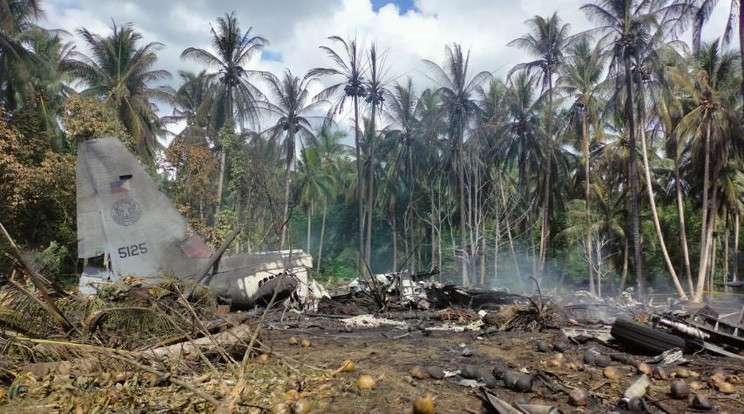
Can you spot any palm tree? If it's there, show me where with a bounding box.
[0,0,43,108]
[164,70,216,145]
[65,22,172,160]
[509,13,571,274]
[683,0,744,103]
[19,30,75,148]
[558,38,608,294]
[309,36,367,274]
[385,78,422,271]
[309,125,348,270]
[260,69,323,249]
[181,12,267,210]
[424,43,491,285]
[297,145,332,258]
[672,40,740,301]
[581,0,664,294]
[363,43,387,264]
[652,52,696,294]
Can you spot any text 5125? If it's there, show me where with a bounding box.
[118,242,148,258]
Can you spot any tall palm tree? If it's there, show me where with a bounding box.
[581,0,664,293]
[260,69,323,249]
[0,0,43,108]
[297,145,333,257]
[652,50,696,294]
[181,12,267,210]
[384,78,421,271]
[509,13,571,274]
[683,0,744,102]
[163,70,216,146]
[558,38,608,294]
[363,43,387,264]
[672,40,740,301]
[309,125,348,270]
[19,30,75,148]
[65,22,172,161]
[424,43,491,285]
[309,36,367,274]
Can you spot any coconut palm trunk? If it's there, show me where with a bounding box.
[695,122,713,301]
[623,54,643,294]
[635,72,687,299]
[353,96,365,275]
[280,127,294,250]
[675,152,695,294]
[365,102,377,265]
[734,211,740,282]
[318,201,327,271]
[582,109,594,295]
[539,73,554,277]
[392,212,398,270]
[306,202,312,254]
[217,96,233,213]
[459,117,468,285]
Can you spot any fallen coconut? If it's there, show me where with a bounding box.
[412,394,435,414]
[460,365,478,380]
[481,373,498,389]
[715,381,735,394]
[536,340,550,353]
[409,366,428,380]
[491,362,508,380]
[549,353,563,368]
[339,360,355,373]
[652,366,668,380]
[283,389,299,402]
[358,375,376,390]
[553,341,568,352]
[674,367,691,378]
[427,366,445,380]
[691,394,713,410]
[637,362,652,376]
[258,353,270,363]
[293,398,311,414]
[514,375,533,393]
[604,366,622,381]
[568,388,588,406]
[502,371,520,389]
[670,380,690,399]
[272,402,291,414]
[689,381,706,390]
[288,337,298,346]
[300,338,311,348]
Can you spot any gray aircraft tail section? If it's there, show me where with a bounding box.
[76,138,212,282]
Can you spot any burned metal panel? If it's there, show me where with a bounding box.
[76,138,211,281]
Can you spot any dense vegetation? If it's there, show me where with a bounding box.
[2,0,743,302]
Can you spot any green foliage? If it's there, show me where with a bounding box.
[0,108,76,265]
[61,94,131,146]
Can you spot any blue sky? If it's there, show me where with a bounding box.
[371,0,416,13]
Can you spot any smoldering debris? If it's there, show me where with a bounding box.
[3,242,744,414]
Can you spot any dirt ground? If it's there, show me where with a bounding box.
[259,312,744,413]
[2,309,744,414]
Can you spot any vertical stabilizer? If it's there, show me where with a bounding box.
[76,138,212,281]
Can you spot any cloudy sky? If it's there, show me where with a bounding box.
[41,0,736,136]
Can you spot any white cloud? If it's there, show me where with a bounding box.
[41,0,737,138]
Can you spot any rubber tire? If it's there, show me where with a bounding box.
[611,318,687,355]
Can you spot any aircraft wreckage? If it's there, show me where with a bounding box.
[76,137,312,309]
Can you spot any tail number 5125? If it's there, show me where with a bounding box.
[118,242,148,258]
